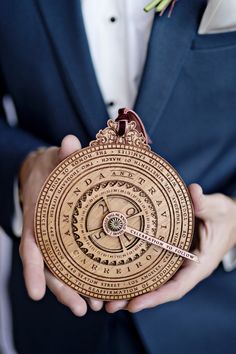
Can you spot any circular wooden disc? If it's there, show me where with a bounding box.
[34,143,194,300]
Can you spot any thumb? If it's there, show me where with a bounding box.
[58,135,82,161]
[189,183,215,221]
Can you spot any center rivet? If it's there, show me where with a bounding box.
[103,212,127,237]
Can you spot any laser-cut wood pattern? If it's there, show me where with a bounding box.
[34,109,196,300]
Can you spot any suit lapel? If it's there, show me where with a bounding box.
[35,0,108,138]
[134,0,206,135]
[35,0,206,138]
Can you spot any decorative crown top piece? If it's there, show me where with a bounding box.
[90,108,151,149]
[90,119,151,150]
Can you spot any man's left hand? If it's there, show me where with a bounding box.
[105,184,236,313]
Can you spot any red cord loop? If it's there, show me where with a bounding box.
[115,108,152,144]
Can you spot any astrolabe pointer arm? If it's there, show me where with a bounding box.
[125,226,199,263]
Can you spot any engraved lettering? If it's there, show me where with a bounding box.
[160,225,167,229]
[73,187,81,196]
[148,187,156,195]
[84,178,92,186]
[63,214,69,223]
[94,230,106,240]
[111,170,134,179]
[138,177,145,185]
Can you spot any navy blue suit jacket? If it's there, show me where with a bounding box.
[1,1,236,353]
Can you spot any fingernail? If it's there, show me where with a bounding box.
[29,287,44,301]
[72,305,87,317]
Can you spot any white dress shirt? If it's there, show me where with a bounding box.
[81,0,154,118]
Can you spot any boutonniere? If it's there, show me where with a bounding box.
[144,0,178,17]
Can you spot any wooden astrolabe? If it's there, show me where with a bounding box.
[34,108,198,301]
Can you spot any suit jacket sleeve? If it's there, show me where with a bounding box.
[0,108,45,237]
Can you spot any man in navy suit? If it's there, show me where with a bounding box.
[1,0,236,353]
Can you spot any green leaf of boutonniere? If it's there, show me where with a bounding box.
[144,0,177,17]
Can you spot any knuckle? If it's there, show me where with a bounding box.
[174,291,183,301]
[171,283,184,301]
[204,271,211,279]
[203,264,217,279]
[47,146,58,155]
[203,267,211,278]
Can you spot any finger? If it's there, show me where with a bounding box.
[189,183,203,213]
[126,252,209,313]
[45,270,87,316]
[86,298,104,311]
[20,197,46,300]
[59,134,82,161]
[105,300,128,313]
[20,230,46,300]
[189,183,217,221]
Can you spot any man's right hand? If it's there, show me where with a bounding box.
[19,135,103,316]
